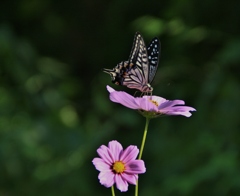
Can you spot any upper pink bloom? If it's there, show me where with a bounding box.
[92,140,146,192]
[107,85,196,118]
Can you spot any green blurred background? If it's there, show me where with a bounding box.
[1,0,240,195]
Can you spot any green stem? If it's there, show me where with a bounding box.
[135,117,150,196]
[111,185,115,196]
[138,117,150,160]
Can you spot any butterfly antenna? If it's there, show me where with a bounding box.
[102,68,112,74]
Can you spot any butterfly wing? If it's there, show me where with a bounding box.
[103,32,144,86]
[128,32,141,63]
[147,37,160,84]
[103,32,156,93]
[127,32,149,88]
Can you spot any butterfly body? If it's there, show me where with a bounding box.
[103,32,160,93]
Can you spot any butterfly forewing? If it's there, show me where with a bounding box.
[147,38,160,83]
[128,32,149,85]
[128,32,141,63]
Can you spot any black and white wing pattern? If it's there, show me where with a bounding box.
[103,32,160,93]
[147,37,160,84]
[124,32,150,92]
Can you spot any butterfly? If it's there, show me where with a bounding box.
[103,32,160,93]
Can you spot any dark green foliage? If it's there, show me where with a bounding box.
[0,0,240,195]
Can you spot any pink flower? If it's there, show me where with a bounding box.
[107,85,196,118]
[92,140,146,192]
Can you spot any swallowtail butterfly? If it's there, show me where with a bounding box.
[103,32,160,93]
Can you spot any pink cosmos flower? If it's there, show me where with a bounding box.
[107,85,196,118]
[92,140,146,192]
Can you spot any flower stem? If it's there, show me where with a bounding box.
[111,185,115,196]
[135,117,150,196]
[138,117,150,160]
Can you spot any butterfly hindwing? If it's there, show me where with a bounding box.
[147,37,160,84]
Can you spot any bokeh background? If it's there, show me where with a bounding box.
[1,0,240,195]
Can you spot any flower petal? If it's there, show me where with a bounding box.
[121,173,138,185]
[92,158,111,171]
[107,86,139,109]
[158,100,185,109]
[108,140,123,161]
[106,85,115,93]
[120,145,139,163]
[160,106,196,117]
[115,174,128,192]
[97,145,114,165]
[98,171,115,187]
[125,160,146,174]
[155,98,196,117]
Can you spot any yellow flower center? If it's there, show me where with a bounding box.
[149,99,159,107]
[112,161,125,174]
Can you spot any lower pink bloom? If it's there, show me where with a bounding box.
[107,85,196,118]
[92,140,146,192]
